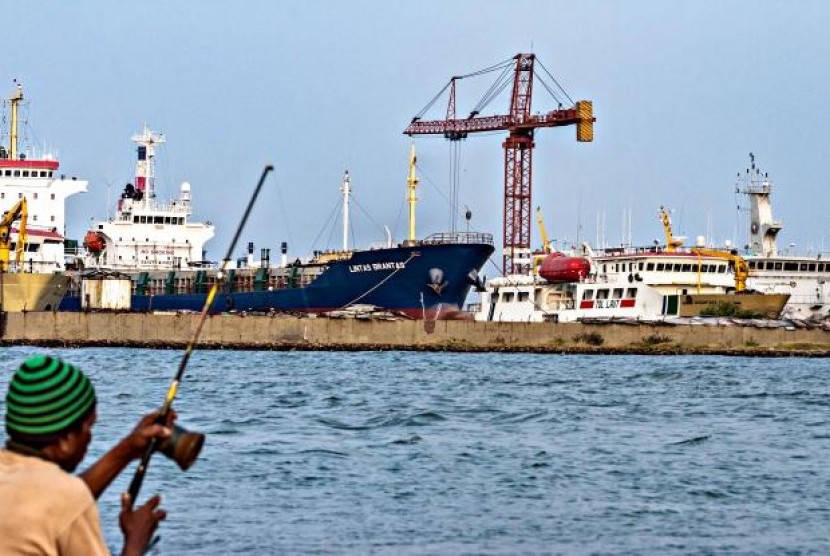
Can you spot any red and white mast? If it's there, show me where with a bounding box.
[132,125,165,200]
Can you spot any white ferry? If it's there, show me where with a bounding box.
[473,207,789,323]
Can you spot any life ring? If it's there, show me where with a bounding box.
[790,281,797,288]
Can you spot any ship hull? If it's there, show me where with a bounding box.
[1,273,70,312]
[61,241,494,319]
[677,292,791,319]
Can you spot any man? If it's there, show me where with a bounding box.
[0,354,173,555]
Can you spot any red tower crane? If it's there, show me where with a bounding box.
[404,53,594,275]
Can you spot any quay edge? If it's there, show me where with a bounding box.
[2,313,830,356]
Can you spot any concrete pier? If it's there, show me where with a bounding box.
[2,312,829,355]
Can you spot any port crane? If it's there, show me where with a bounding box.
[0,197,28,270]
[404,53,594,275]
[659,206,685,252]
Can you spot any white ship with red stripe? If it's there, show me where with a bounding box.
[1,82,87,272]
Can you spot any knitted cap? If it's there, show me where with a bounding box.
[5,355,96,442]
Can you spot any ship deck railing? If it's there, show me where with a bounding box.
[420,232,494,246]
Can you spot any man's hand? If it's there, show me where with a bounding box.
[80,409,177,499]
[120,493,167,556]
[120,409,176,460]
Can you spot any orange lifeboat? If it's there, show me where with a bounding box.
[82,230,105,253]
[538,252,590,283]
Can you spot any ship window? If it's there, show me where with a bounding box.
[518,291,529,302]
[749,261,757,270]
[165,217,171,224]
[808,264,816,272]
[155,216,163,224]
[773,262,782,270]
[646,263,654,271]
[639,262,644,271]
[14,170,20,177]
[18,192,22,198]
[596,289,609,300]
[33,192,38,199]
[626,288,636,298]
[719,265,727,273]
[819,263,825,272]
[784,262,797,271]
[48,171,53,178]
[51,216,55,222]
[22,171,29,177]
[134,216,139,223]
[3,170,9,176]
[612,288,623,299]
[799,263,809,271]
[656,263,664,271]
[681,264,692,272]
[32,215,37,221]
[0,192,3,198]
[582,290,594,300]
[51,193,55,200]
[40,171,47,177]
[503,292,514,302]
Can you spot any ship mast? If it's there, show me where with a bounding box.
[407,141,419,242]
[132,125,165,203]
[737,152,782,257]
[341,170,351,251]
[8,82,23,160]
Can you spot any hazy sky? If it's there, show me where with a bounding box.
[5,1,830,267]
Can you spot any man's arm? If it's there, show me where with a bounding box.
[80,411,172,499]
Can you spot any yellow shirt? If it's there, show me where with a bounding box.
[0,449,110,556]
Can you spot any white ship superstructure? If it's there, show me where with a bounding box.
[82,126,214,270]
[737,154,830,319]
[1,82,87,272]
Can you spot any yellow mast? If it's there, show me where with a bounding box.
[407,141,419,241]
[9,82,23,160]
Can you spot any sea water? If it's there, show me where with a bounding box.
[1,346,828,555]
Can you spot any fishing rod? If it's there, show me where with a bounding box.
[128,164,274,502]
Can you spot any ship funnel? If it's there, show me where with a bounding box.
[281,241,288,267]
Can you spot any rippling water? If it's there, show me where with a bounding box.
[2,346,829,554]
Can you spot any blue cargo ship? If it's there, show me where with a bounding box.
[61,134,494,318]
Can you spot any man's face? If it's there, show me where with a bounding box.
[59,410,97,472]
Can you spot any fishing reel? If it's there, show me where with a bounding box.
[156,424,205,471]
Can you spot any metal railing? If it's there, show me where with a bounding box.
[421,231,494,246]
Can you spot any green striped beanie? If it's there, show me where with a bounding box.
[5,355,97,442]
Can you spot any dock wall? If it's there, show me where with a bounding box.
[2,312,830,355]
